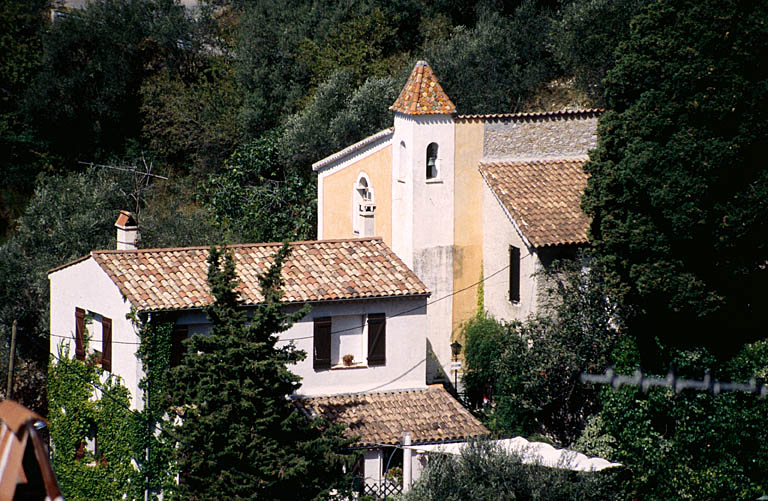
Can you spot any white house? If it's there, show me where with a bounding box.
[313,60,599,382]
[49,230,431,407]
[49,215,488,494]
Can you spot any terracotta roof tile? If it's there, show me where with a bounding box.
[295,386,488,446]
[456,109,603,121]
[390,61,456,115]
[479,157,590,247]
[89,238,429,311]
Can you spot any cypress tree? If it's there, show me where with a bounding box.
[169,244,355,500]
[582,0,768,359]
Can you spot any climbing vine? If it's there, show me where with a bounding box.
[48,342,143,500]
[133,311,178,500]
[48,313,179,500]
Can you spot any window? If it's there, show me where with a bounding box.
[367,314,386,366]
[509,245,520,303]
[426,143,438,179]
[101,316,112,372]
[75,307,86,361]
[313,317,332,370]
[170,325,188,368]
[74,308,112,369]
[313,314,386,370]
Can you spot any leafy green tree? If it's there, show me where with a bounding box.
[589,340,768,499]
[581,0,768,358]
[0,0,53,230]
[169,245,355,499]
[24,0,191,163]
[423,1,555,114]
[401,439,621,501]
[140,61,242,178]
[0,168,130,365]
[203,130,317,243]
[235,0,421,138]
[463,259,621,445]
[550,0,651,105]
[279,70,400,170]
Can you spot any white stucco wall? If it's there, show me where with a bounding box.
[481,181,541,323]
[49,257,144,409]
[50,261,428,408]
[281,297,428,396]
[391,113,456,382]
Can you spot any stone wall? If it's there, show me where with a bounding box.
[483,114,599,159]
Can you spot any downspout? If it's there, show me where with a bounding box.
[403,432,412,493]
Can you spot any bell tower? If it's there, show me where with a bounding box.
[390,61,457,382]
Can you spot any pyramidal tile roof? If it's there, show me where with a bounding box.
[479,157,590,247]
[295,385,488,447]
[390,61,456,115]
[73,238,429,311]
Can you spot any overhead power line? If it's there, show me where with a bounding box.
[581,368,768,398]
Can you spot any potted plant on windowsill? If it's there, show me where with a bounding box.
[342,354,355,366]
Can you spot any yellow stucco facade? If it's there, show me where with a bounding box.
[451,119,485,340]
[321,145,393,247]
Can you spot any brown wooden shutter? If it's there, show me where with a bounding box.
[75,308,86,361]
[313,317,332,370]
[170,325,188,368]
[75,441,85,461]
[509,245,520,303]
[101,317,112,371]
[367,314,386,366]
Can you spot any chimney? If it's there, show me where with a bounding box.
[115,210,139,250]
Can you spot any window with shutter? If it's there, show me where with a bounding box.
[313,317,332,370]
[75,307,86,361]
[101,317,112,371]
[367,314,386,366]
[509,245,520,303]
[170,325,188,368]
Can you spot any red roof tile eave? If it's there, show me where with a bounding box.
[479,157,591,248]
[81,237,429,311]
[295,386,489,447]
[133,291,432,314]
[532,238,589,249]
[456,109,604,121]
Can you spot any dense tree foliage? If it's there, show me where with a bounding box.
[463,259,621,445]
[0,169,130,363]
[582,0,768,358]
[168,245,355,499]
[24,0,193,164]
[203,131,317,243]
[424,1,555,114]
[589,340,768,499]
[550,0,651,105]
[401,440,621,501]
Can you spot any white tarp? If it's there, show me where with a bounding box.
[404,437,622,472]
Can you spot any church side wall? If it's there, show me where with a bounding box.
[451,119,485,344]
[319,144,393,246]
[482,181,540,323]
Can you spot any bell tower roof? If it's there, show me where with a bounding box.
[390,61,456,115]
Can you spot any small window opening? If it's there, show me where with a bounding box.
[426,143,438,179]
[509,245,520,303]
